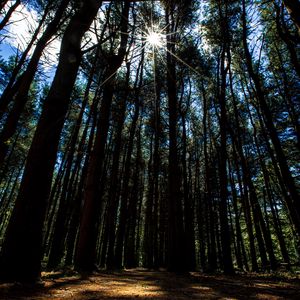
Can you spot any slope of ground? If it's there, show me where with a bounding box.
[0,269,299,299]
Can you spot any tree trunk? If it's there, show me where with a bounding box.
[242,0,300,238]
[116,52,144,269]
[275,4,300,78]
[0,1,9,12]
[0,0,71,165]
[0,0,20,31]
[218,44,234,274]
[75,1,130,272]
[0,0,102,283]
[47,65,94,269]
[165,7,186,272]
[105,63,130,269]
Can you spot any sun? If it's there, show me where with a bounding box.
[146,29,164,47]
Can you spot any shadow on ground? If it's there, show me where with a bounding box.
[0,269,299,299]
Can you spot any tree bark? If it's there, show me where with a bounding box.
[75,1,130,272]
[0,0,102,283]
[165,6,186,272]
[0,0,71,166]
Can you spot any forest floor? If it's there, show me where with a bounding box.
[0,269,300,300]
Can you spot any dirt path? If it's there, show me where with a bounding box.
[0,269,299,299]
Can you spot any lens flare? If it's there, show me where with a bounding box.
[146,30,163,47]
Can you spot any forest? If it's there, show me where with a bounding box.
[0,0,300,298]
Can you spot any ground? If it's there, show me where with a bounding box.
[0,269,300,299]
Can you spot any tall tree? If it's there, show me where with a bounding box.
[0,0,71,165]
[75,1,130,272]
[0,0,102,283]
[241,0,300,238]
[165,1,186,272]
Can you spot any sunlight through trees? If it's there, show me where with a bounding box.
[0,0,299,284]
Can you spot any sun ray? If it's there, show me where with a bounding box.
[165,48,201,76]
[165,31,179,37]
[100,68,120,87]
[135,42,148,58]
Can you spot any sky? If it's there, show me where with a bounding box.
[0,1,227,84]
[1,2,38,57]
[0,1,108,80]
[0,0,60,76]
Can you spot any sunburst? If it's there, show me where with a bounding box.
[145,28,164,48]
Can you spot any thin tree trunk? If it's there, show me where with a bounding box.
[282,0,300,33]
[242,0,300,237]
[117,52,144,269]
[105,63,131,269]
[0,1,53,116]
[228,162,246,271]
[0,0,71,166]
[125,122,143,267]
[65,93,100,266]
[0,1,9,12]
[275,4,300,78]
[218,43,234,274]
[201,86,216,272]
[0,0,20,31]
[47,68,94,269]
[180,94,196,271]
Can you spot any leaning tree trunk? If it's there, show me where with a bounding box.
[242,0,300,238]
[274,4,300,78]
[0,0,20,31]
[0,1,9,12]
[0,0,71,166]
[0,0,102,283]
